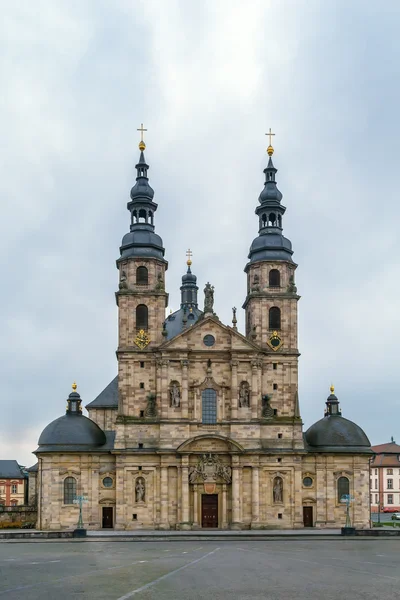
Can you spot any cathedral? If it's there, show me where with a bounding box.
[35,132,372,530]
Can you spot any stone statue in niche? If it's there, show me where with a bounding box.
[203,282,215,313]
[144,393,157,418]
[135,477,145,503]
[169,381,181,407]
[238,381,250,408]
[273,477,283,503]
[119,270,128,290]
[262,394,274,419]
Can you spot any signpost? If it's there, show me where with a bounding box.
[73,495,88,537]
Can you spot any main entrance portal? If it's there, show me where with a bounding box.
[202,494,218,528]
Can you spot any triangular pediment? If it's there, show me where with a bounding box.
[160,315,261,353]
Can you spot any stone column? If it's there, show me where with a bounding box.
[181,360,189,419]
[161,359,169,419]
[193,484,199,527]
[222,484,228,528]
[231,360,238,420]
[181,458,190,529]
[251,360,259,419]
[231,458,241,529]
[293,465,304,528]
[251,466,260,528]
[160,466,169,529]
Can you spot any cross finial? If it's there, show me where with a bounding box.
[137,123,147,151]
[265,127,275,156]
[186,248,193,266]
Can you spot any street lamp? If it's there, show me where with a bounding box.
[73,494,88,537]
[340,494,355,534]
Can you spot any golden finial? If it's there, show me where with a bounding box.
[330,384,335,394]
[265,127,275,156]
[137,123,147,151]
[72,381,77,392]
[186,248,193,267]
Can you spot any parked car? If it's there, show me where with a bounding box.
[391,513,400,521]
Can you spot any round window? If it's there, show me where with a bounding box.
[103,477,113,488]
[203,335,215,347]
[303,477,313,488]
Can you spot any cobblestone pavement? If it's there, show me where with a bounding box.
[0,540,399,599]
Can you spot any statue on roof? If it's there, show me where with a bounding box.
[204,282,214,313]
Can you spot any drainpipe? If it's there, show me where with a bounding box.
[39,457,43,531]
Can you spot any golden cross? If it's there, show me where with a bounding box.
[137,123,147,143]
[265,127,275,146]
[186,249,193,264]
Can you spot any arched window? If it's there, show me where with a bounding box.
[202,389,217,424]
[269,307,281,330]
[63,477,76,505]
[269,269,280,287]
[138,208,147,223]
[136,266,148,285]
[337,476,350,503]
[10,500,17,506]
[136,304,148,330]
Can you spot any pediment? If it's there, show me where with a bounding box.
[160,315,261,353]
[177,434,244,453]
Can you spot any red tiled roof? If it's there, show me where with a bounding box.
[372,442,400,454]
[372,455,400,467]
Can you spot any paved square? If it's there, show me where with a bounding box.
[0,539,399,599]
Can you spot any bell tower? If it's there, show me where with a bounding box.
[243,134,300,354]
[116,126,168,352]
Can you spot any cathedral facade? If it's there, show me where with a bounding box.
[35,137,372,530]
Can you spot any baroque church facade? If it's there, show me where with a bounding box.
[35,135,372,530]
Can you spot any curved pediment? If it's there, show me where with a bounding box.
[176,434,244,453]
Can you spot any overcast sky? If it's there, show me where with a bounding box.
[1,1,400,467]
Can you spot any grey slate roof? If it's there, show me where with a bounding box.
[35,430,115,454]
[86,376,119,409]
[0,460,24,479]
[27,463,38,473]
[37,413,107,452]
[304,415,372,454]
[164,307,203,340]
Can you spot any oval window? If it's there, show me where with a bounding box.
[103,477,113,488]
[303,477,313,488]
[203,335,215,347]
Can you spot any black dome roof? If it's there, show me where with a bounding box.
[37,414,106,452]
[305,415,371,453]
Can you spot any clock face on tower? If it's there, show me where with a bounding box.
[267,331,283,352]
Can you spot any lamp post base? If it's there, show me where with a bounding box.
[73,528,87,538]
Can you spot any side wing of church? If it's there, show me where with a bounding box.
[34,137,372,530]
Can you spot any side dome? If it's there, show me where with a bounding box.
[305,416,371,451]
[305,387,372,453]
[36,386,106,452]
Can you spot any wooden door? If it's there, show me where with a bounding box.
[303,506,313,527]
[102,507,113,528]
[202,494,218,528]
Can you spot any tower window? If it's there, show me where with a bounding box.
[138,208,147,223]
[202,388,217,424]
[269,269,280,287]
[273,383,278,390]
[136,304,148,330]
[140,362,145,368]
[136,266,148,285]
[273,363,277,370]
[139,382,144,389]
[269,307,281,330]
[337,476,350,502]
